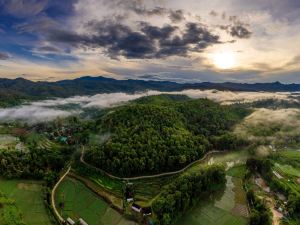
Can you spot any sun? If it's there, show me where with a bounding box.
[213,52,236,69]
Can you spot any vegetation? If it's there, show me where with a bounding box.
[246,151,300,225]
[0,179,54,225]
[85,95,249,176]
[0,141,73,179]
[152,165,226,225]
[246,189,272,225]
[55,177,133,225]
[0,191,25,225]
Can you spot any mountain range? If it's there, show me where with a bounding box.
[0,76,299,101]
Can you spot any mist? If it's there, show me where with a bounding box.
[0,89,298,123]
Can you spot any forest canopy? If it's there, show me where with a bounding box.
[85,95,249,176]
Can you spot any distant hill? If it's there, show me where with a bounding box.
[0,76,299,107]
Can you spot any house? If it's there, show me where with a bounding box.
[142,207,152,216]
[66,218,75,225]
[127,197,134,202]
[131,203,142,213]
[79,218,89,225]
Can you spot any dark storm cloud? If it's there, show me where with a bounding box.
[140,22,177,39]
[0,52,10,60]
[48,20,220,59]
[131,6,167,16]
[207,10,252,39]
[169,10,185,23]
[106,0,167,16]
[0,0,48,18]
[230,25,252,39]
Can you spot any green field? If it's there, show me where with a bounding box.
[55,177,135,225]
[274,163,300,177]
[278,150,300,163]
[83,149,250,205]
[176,176,249,225]
[0,179,53,225]
[226,165,247,179]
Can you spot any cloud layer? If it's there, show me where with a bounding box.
[0,90,298,123]
[0,105,78,123]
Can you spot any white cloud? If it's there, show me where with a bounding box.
[0,90,298,123]
[0,105,79,123]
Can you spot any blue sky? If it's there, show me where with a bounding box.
[0,0,299,83]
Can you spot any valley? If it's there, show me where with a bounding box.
[0,91,299,225]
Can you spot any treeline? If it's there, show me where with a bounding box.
[152,165,226,225]
[85,95,249,176]
[246,189,272,225]
[0,146,74,179]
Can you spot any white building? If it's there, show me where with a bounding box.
[66,218,75,225]
[79,218,89,225]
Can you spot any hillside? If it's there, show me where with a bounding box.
[0,77,300,107]
[84,95,249,177]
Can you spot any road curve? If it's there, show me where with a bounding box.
[80,146,221,181]
[51,166,71,223]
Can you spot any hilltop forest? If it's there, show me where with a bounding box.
[85,95,250,177]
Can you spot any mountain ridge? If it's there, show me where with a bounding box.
[0,76,299,101]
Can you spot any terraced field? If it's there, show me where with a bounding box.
[55,177,135,225]
[0,179,53,225]
[26,133,56,150]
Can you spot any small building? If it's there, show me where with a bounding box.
[66,218,75,225]
[142,207,152,216]
[127,197,134,202]
[131,203,142,213]
[79,218,89,225]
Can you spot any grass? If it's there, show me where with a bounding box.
[55,177,134,225]
[176,176,249,225]
[226,165,246,179]
[278,150,300,162]
[0,179,53,225]
[0,191,24,225]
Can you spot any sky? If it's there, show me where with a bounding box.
[0,0,299,83]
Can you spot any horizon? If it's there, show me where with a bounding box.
[0,0,300,83]
[1,75,300,85]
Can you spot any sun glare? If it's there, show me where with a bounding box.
[213,52,236,69]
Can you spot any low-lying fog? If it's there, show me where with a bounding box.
[0,90,298,123]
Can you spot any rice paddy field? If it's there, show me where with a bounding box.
[55,177,135,225]
[176,175,249,225]
[0,179,53,225]
[79,149,250,207]
[271,149,300,194]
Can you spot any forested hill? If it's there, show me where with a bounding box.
[85,95,250,177]
[0,76,300,107]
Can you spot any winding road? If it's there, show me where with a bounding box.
[51,166,71,224]
[80,146,221,180]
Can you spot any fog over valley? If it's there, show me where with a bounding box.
[0,90,298,123]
